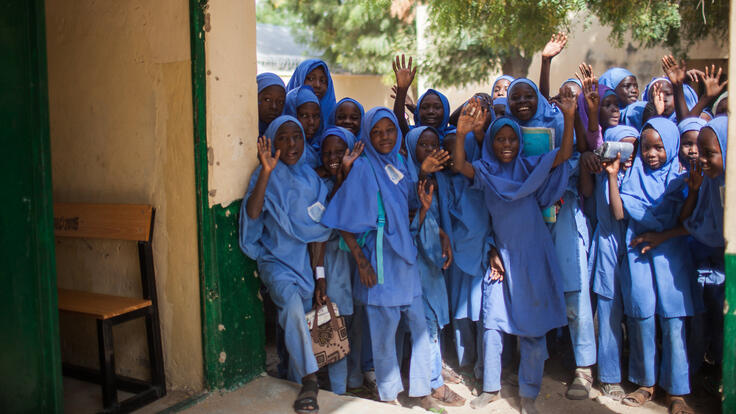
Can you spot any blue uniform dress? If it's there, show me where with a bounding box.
[321,108,431,402]
[257,73,286,135]
[436,134,492,377]
[590,125,640,384]
[239,116,333,383]
[286,59,336,136]
[472,118,570,398]
[620,118,696,396]
[283,86,322,168]
[507,78,595,368]
[684,117,728,372]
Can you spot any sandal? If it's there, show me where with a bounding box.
[566,367,593,400]
[622,386,654,407]
[441,364,463,384]
[431,384,465,407]
[470,391,501,409]
[293,378,319,414]
[417,395,447,414]
[668,395,694,414]
[599,382,626,401]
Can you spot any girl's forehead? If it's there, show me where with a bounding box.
[276,121,302,135]
[337,101,359,112]
[307,66,326,77]
[510,83,534,95]
[422,93,442,104]
[418,129,439,141]
[323,135,346,147]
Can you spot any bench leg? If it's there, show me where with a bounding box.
[145,308,166,394]
[97,319,118,409]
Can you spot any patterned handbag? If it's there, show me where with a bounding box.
[305,298,350,368]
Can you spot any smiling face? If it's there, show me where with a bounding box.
[304,67,327,99]
[320,135,348,177]
[615,76,639,106]
[508,83,538,122]
[697,127,724,178]
[600,95,621,129]
[492,125,520,163]
[493,79,511,99]
[621,137,638,170]
[415,129,440,164]
[640,127,667,170]
[370,117,397,155]
[419,93,445,129]
[296,102,321,140]
[679,130,700,167]
[335,101,361,136]
[273,122,304,165]
[258,85,286,125]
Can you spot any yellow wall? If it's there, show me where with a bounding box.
[45,0,203,392]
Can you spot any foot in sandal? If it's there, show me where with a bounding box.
[668,395,694,414]
[431,384,465,406]
[520,397,539,414]
[417,395,447,413]
[599,382,626,401]
[441,363,463,384]
[566,366,593,400]
[294,375,319,414]
[470,391,500,409]
[622,385,654,407]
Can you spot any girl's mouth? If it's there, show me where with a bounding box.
[328,161,340,170]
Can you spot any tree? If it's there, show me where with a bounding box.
[257,0,728,88]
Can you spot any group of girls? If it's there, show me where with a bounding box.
[242,34,728,414]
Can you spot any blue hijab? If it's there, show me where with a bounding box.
[283,86,322,166]
[413,89,451,135]
[678,117,707,135]
[620,118,684,231]
[684,117,727,247]
[328,97,365,136]
[315,126,356,153]
[504,78,565,147]
[491,75,514,96]
[599,68,634,90]
[287,59,336,133]
[257,73,286,135]
[561,78,583,89]
[642,77,698,122]
[321,107,416,264]
[604,125,640,143]
[404,126,440,182]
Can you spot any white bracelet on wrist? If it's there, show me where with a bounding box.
[315,266,325,280]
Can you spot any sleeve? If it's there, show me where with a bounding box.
[321,158,379,234]
[535,158,570,208]
[239,172,265,259]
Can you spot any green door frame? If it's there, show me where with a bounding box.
[189,0,266,390]
[0,0,63,411]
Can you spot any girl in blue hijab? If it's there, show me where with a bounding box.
[588,125,639,400]
[505,78,565,146]
[607,118,696,409]
[287,59,336,134]
[450,94,575,412]
[491,75,514,99]
[328,98,364,137]
[257,72,286,135]
[412,89,452,136]
[599,67,638,108]
[239,115,333,413]
[321,108,438,410]
[677,117,707,171]
[436,129,493,384]
[284,86,322,168]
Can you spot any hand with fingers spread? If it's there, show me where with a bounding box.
[393,54,417,90]
[257,136,280,173]
[542,32,568,60]
[421,149,450,175]
[418,178,435,214]
[577,62,593,80]
[581,73,600,115]
[557,83,578,118]
[651,82,666,115]
[701,65,728,101]
[662,55,687,86]
[685,158,705,192]
[457,99,485,136]
[470,97,490,135]
[341,141,364,177]
[686,69,704,84]
[488,247,505,282]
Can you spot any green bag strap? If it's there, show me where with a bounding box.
[375,191,385,284]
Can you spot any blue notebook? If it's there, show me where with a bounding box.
[521,127,557,223]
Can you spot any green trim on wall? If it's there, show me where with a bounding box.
[723,253,735,412]
[189,0,265,390]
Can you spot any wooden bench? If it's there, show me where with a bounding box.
[54,203,165,413]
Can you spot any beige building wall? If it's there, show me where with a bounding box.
[45,0,204,392]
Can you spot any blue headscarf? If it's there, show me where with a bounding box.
[577,83,615,132]
[677,117,707,135]
[561,78,583,89]
[287,59,336,133]
[315,126,356,153]
[604,125,640,143]
[621,101,647,130]
[642,77,698,124]
[620,118,684,231]
[491,75,514,96]
[504,78,565,147]
[328,97,365,136]
[684,117,728,247]
[599,67,635,90]
[404,126,440,181]
[493,97,507,107]
[257,73,286,135]
[321,107,416,264]
[282,86,322,167]
[413,89,451,135]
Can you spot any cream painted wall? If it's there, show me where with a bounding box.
[45,0,204,392]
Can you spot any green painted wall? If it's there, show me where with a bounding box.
[723,253,735,412]
[190,0,266,390]
[0,0,63,411]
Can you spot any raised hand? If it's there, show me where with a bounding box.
[580,73,600,113]
[701,64,728,100]
[393,54,417,90]
[488,247,505,282]
[418,179,434,212]
[420,149,450,175]
[557,83,578,118]
[661,55,686,86]
[651,82,665,115]
[577,62,593,80]
[457,99,484,134]
[257,136,280,173]
[542,32,568,59]
[685,158,705,191]
[470,97,490,132]
[686,69,704,84]
[603,153,621,175]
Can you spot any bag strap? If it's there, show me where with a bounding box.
[375,191,385,284]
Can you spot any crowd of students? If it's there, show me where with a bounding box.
[242,34,728,414]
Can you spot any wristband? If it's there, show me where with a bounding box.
[315,266,325,280]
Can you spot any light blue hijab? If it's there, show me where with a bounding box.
[413,89,451,135]
[684,117,728,247]
[404,126,439,183]
[315,126,356,153]
[678,117,707,135]
[642,77,699,123]
[491,75,514,96]
[504,78,565,147]
[599,67,635,90]
[283,86,322,166]
[328,97,365,136]
[287,59,336,133]
[257,73,286,135]
[604,125,640,143]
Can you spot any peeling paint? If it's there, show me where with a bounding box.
[218,352,226,363]
[208,189,217,197]
[203,13,211,32]
[207,146,214,165]
[218,324,225,331]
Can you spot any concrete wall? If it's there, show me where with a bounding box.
[45,0,203,392]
